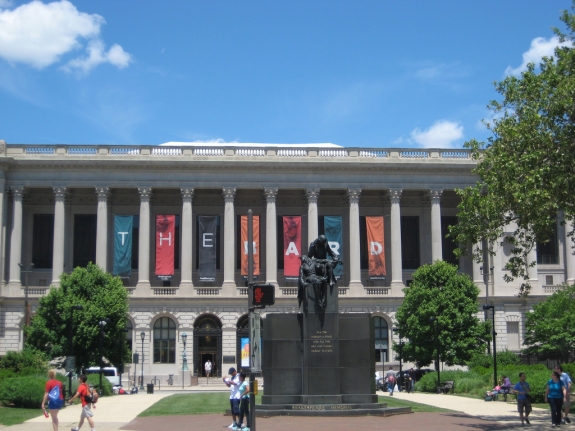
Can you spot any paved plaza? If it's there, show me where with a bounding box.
[2,388,568,431]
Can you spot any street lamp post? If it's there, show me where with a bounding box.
[18,263,34,330]
[140,332,145,390]
[181,332,188,389]
[429,317,440,393]
[483,304,497,388]
[392,327,403,391]
[68,305,83,397]
[98,318,110,393]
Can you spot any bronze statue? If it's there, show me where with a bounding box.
[298,235,342,309]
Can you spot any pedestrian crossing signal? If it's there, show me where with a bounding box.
[251,284,275,306]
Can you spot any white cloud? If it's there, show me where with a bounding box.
[505,36,571,76]
[410,120,463,148]
[0,0,131,73]
[63,40,131,74]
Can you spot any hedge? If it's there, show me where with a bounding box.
[0,376,46,408]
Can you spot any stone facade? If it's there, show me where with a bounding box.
[0,141,572,382]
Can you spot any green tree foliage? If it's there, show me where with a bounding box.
[395,261,489,368]
[467,350,521,369]
[25,263,130,372]
[449,4,575,296]
[523,284,575,362]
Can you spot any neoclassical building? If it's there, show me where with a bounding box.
[0,141,572,382]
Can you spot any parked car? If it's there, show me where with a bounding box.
[83,367,120,386]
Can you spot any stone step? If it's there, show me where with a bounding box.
[253,406,411,417]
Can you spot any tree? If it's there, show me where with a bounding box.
[450,4,575,296]
[523,284,575,362]
[26,263,130,372]
[395,261,489,368]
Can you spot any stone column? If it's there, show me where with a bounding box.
[430,189,443,262]
[389,189,404,287]
[566,218,575,284]
[51,187,67,286]
[0,177,5,287]
[136,187,152,289]
[348,188,362,289]
[8,186,24,287]
[527,245,539,284]
[180,187,194,289]
[264,187,278,286]
[95,187,110,272]
[306,188,320,245]
[222,187,237,289]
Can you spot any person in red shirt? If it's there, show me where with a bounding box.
[41,369,64,431]
[68,374,96,431]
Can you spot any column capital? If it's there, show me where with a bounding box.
[10,186,25,199]
[138,186,153,201]
[429,189,443,203]
[53,186,68,201]
[264,187,279,203]
[306,188,320,204]
[222,187,236,203]
[95,187,110,200]
[347,188,361,204]
[180,187,194,202]
[389,188,403,204]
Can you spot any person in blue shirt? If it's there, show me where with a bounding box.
[555,364,572,424]
[236,372,250,431]
[546,371,567,427]
[513,372,532,425]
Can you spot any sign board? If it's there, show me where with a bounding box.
[250,314,262,373]
[66,356,76,373]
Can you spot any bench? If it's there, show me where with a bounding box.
[438,380,454,394]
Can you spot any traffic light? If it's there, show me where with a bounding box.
[251,284,275,306]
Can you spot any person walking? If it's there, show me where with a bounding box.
[513,372,532,426]
[205,359,212,378]
[385,366,397,396]
[555,364,572,424]
[407,368,416,393]
[237,372,250,431]
[223,367,241,429]
[68,374,96,431]
[41,370,64,431]
[546,370,567,427]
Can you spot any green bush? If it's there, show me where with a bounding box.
[86,374,113,396]
[0,376,46,408]
[561,363,575,379]
[497,350,521,366]
[467,350,520,370]
[0,348,49,374]
[0,369,15,384]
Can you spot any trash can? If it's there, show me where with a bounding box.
[147,383,154,394]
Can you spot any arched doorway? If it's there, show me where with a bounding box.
[193,315,222,377]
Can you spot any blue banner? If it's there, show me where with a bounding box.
[113,215,133,277]
[323,216,343,278]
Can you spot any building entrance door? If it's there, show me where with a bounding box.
[193,315,222,377]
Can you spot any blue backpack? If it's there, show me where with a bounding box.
[48,384,60,401]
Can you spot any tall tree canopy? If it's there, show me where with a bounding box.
[26,263,130,372]
[395,261,489,368]
[450,4,575,296]
[523,284,575,362]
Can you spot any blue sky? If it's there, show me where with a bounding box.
[0,0,571,148]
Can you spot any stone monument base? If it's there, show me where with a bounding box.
[255,402,410,417]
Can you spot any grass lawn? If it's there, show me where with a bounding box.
[377,396,454,413]
[139,393,451,417]
[0,406,44,426]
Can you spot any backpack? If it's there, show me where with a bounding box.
[387,374,395,384]
[83,385,98,404]
[48,384,60,401]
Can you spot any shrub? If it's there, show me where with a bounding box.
[0,376,46,408]
[497,350,521,366]
[86,374,113,396]
[561,363,575,379]
[467,350,520,370]
[0,348,49,374]
[0,369,15,384]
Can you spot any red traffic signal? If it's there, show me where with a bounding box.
[252,284,275,306]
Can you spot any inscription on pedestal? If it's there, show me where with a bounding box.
[310,330,333,353]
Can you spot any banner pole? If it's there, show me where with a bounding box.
[247,210,256,431]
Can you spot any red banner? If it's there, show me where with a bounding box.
[156,215,175,276]
[241,215,260,276]
[283,216,301,278]
[366,216,386,278]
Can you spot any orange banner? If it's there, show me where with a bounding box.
[155,215,175,277]
[241,215,260,276]
[366,216,386,278]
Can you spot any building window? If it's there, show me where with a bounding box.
[401,216,420,269]
[441,216,458,266]
[537,224,558,264]
[374,316,388,362]
[506,322,520,351]
[153,317,176,363]
[32,214,54,269]
[73,214,97,268]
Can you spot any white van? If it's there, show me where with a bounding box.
[83,367,120,386]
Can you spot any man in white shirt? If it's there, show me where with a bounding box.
[556,364,572,424]
[205,359,212,378]
[223,367,241,429]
